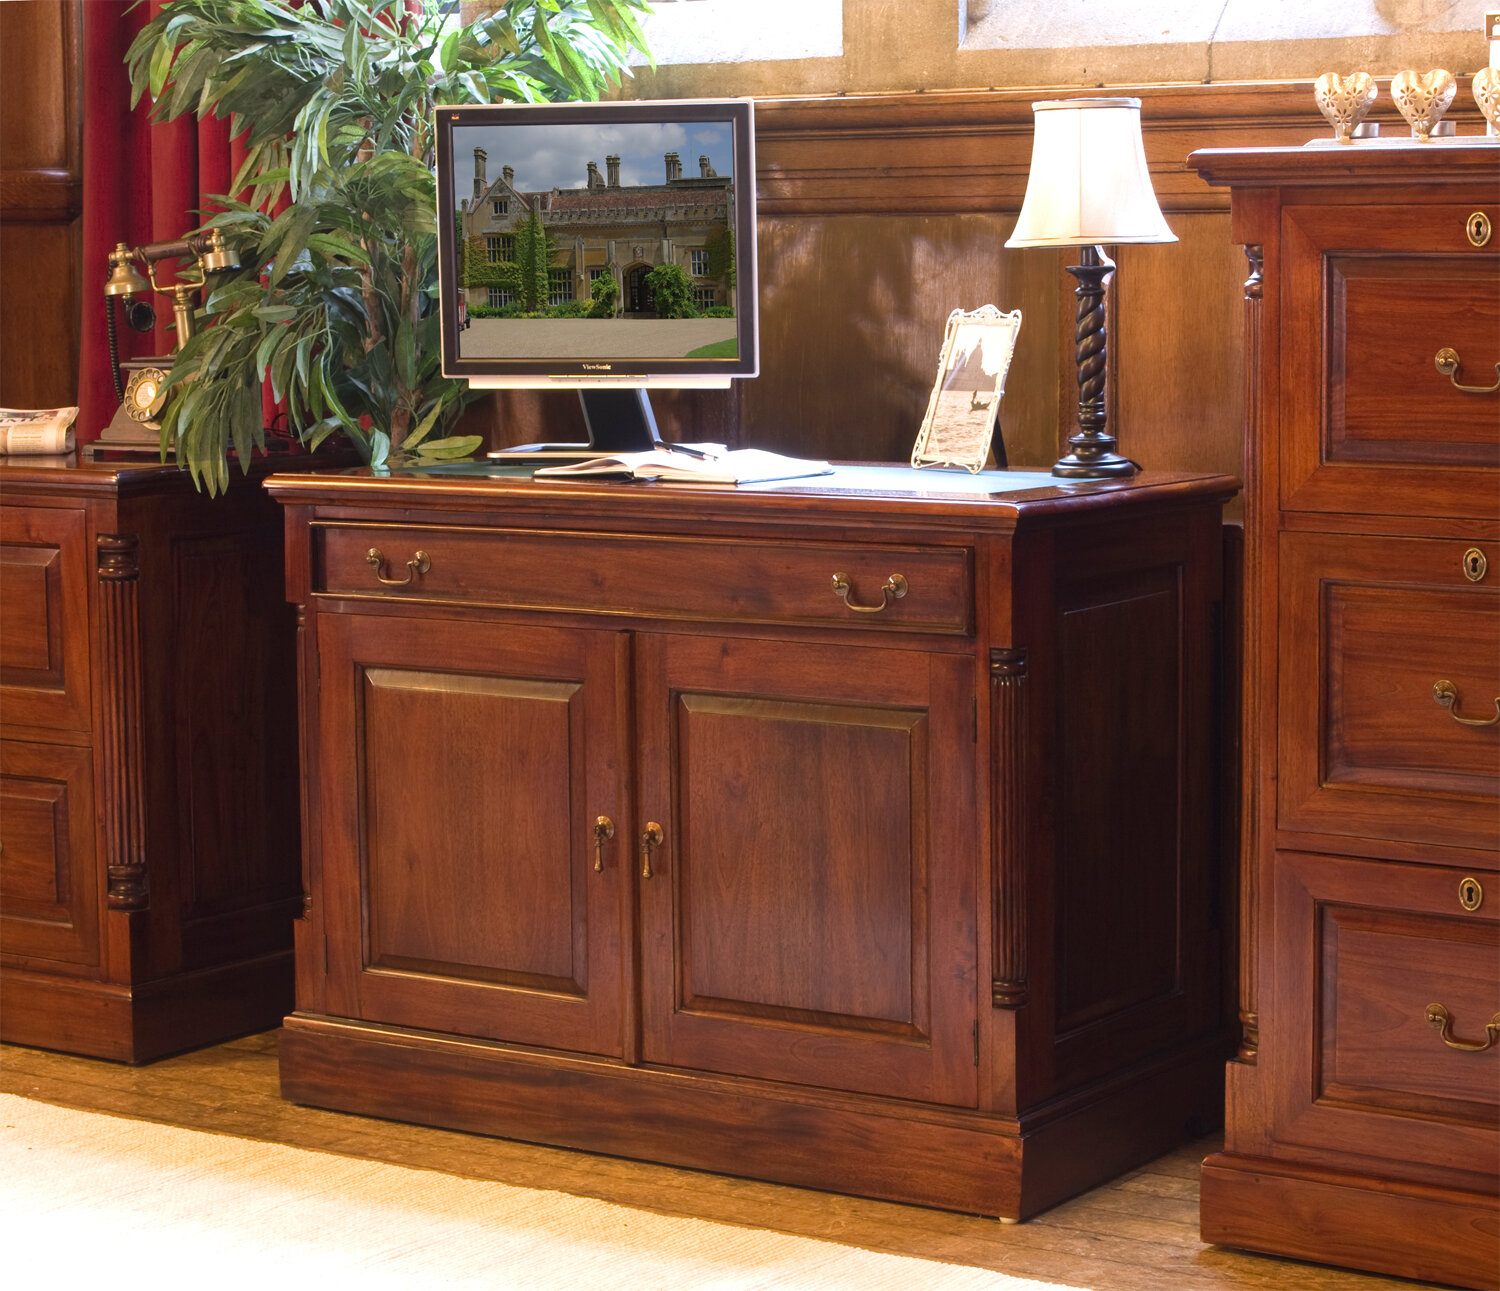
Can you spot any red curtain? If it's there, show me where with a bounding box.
[76,1,243,442]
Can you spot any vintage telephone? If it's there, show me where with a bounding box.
[90,228,240,457]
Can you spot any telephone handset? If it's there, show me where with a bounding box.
[90,229,239,459]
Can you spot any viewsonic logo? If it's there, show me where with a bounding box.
[581,364,614,371]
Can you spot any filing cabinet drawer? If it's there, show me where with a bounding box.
[314,523,973,634]
[1281,203,1500,519]
[1278,532,1499,855]
[0,505,91,734]
[1272,850,1498,1185]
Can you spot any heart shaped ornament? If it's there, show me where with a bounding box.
[1391,68,1457,140]
[1474,67,1500,136]
[1315,72,1377,142]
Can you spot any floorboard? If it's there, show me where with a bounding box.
[0,1035,1442,1291]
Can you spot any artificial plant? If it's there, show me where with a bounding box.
[126,0,653,493]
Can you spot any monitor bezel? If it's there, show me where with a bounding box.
[435,97,757,387]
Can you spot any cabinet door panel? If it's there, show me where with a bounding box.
[1280,203,1500,518]
[0,738,97,968]
[1269,850,1498,1190]
[1279,533,1499,855]
[316,614,629,1057]
[0,505,90,733]
[637,635,977,1106]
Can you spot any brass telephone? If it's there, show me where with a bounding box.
[91,228,240,458]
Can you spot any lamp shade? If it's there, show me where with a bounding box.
[1005,98,1176,248]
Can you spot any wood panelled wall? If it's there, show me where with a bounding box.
[0,0,82,410]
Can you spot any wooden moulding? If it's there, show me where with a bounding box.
[1201,1151,1500,1291]
[0,952,294,1065]
[278,1013,1226,1221]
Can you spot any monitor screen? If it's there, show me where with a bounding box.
[435,98,757,390]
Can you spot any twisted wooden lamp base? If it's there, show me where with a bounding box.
[1052,244,1138,479]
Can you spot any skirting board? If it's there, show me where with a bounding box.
[1201,1151,1500,1291]
[278,1012,1226,1220]
[0,951,294,1064]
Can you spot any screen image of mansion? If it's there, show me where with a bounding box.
[459,147,737,316]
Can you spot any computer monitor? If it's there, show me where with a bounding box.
[433,98,757,455]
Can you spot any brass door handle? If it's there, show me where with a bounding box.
[366,547,431,587]
[1434,347,1500,394]
[592,816,615,874]
[639,822,663,879]
[831,571,908,613]
[1425,1003,1500,1053]
[1432,680,1500,727]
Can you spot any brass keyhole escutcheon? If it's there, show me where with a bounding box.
[1460,876,1484,912]
[1463,548,1488,582]
[1467,211,1492,248]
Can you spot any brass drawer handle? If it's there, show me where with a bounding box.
[1432,680,1500,727]
[592,816,615,874]
[831,571,908,613]
[1425,1003,1500,1053]
[1434,347,1500,394]
[366,547,431,587]
[639,822,663,879]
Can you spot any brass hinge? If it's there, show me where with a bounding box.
[973,1020,980,1065]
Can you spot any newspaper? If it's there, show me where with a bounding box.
[0,407,79,455]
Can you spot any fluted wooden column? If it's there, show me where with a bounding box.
[990,646,1028,1008]
[97,532,147,911]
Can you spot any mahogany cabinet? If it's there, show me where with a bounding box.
[0,459,302,1061]
[269,464,1236,1220]
[1190,143,1500,1289]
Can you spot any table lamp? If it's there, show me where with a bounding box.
[1006,98,1175,478]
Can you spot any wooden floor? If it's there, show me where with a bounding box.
[0,1033,1438,1291]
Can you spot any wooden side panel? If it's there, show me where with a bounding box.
[0,504,90,733]
[315,612,630,1058]
[0,738,97,969]
[636,633,978,1107]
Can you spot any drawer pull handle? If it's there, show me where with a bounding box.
[639,822,663,880]
[1434,347,1500,394]
[1425,1004,1500,1053]
[366,547,431,587]
[592,816,615,874]
[832,571,908,613]
[1432,680,1500,727]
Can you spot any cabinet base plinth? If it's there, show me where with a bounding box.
[278,1013,1226,1220]
[0,952,294,1064]
[1201,1152,1500,1291]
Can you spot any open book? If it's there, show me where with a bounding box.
[533,446,832,485]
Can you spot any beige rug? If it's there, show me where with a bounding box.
[0,1093,1078,1290]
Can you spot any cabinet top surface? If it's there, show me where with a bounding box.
[1189,139,1500,189]
[264,465,1238,532]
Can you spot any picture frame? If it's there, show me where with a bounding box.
[911,305,1022,473]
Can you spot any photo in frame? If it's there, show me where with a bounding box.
[911,305,1022,473]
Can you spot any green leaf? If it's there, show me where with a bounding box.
[415,434,482,460]
[370,428,391,469]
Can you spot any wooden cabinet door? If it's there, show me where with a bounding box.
[315,613,631,1057]
[635,634,978,1106]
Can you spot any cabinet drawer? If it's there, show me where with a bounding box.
[0,505,91,733]
[1279,532,1498,855]
[1281,203,1500,519]
[1271,850,1497,1185]
[314,523,972,634]
[0,738,99,970]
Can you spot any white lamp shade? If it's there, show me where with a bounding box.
[1005,98,1176,248]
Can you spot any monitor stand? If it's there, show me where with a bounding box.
[485,388,662,463]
